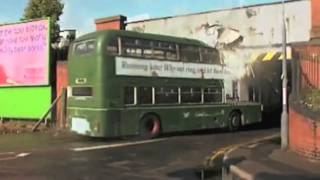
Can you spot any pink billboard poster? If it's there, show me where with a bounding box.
[0,19,49,87]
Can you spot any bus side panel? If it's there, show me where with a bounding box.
[119,105,231,135]
[238,104,262,125]
[68,108,121,137]
[224,104,262,126]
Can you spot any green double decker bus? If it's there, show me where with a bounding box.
[67,30,262,138]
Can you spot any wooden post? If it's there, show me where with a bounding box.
[32,90,65,132]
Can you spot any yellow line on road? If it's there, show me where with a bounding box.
[72,138,167,152]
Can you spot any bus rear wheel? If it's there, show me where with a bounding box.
[140,114,161,139]
[229,111,241,132]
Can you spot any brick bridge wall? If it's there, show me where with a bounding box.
[289,107,320,161]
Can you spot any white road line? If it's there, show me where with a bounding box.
[0,152,31,161]
[230,165,254,180]
[72,138,167,152]
[0,152,15,155]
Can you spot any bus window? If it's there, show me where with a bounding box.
[204,87,222,103]
[140,39,153,58]
[143,48,153,58]
[122,38,143,57]
[181,87,202,103]
[124,87,135,105]
[201,48,220,64]
[165,43,178,60]
[138,87,153,104]
[106,38,118,55]
[74,40,96,55]
[72,87,93,97]
[154,41,177,60]
[155,87,178,104]
[180,45,200,62]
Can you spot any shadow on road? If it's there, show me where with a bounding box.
[167,167,222,180]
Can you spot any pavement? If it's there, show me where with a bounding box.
[223,137,320,180]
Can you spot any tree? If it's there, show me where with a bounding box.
[22,0,64,43]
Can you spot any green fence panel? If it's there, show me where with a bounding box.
[0,87,51,119]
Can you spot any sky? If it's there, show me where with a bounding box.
[0,0,282,35]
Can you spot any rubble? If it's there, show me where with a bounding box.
[0,120,50,135]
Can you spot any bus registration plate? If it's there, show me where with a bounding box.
[71,117,90,135]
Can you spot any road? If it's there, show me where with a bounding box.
[0,127,278,180]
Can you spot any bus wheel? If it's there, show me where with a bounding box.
[140,114,161,139]
[229,111,241,132]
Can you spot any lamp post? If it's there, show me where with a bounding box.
[281,0,288,150]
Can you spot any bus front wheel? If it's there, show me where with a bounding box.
[229,111,241,132]
[139,114,161,139]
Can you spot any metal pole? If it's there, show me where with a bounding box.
[281,0,288,150]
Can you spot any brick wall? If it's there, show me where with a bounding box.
[289,107,320,161]
[96,21,123,31]
[95,15,127,31]
[56,61,68,128]
[311,0,320,38]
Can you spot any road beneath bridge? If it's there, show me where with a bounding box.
[0,126,278,180]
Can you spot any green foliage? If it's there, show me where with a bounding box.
[22,0,64,42]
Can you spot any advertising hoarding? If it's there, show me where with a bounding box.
[0,19,49,87]
[116,57,233,79]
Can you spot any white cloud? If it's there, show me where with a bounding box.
[127,13,150,22]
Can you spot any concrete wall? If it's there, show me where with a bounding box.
[127,0,311,47]
[126,1,312,101]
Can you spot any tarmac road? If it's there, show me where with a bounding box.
[0,127,278,180]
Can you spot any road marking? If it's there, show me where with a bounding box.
[230,165,254,180]
[72,138,167,152]
[247,143,262,149]
[16,153,30,157]
[0,152,31,161]
[204,133,280,168]
[0,152,15,155]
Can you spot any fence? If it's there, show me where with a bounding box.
[289,43,320,161]
[292,44,320,112]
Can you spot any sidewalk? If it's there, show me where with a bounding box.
[224,138,320,180]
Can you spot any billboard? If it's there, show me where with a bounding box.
[0,19,50,87]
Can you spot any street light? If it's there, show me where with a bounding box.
[281,0,288,150]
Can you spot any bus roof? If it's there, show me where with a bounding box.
[75,30,211,47]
